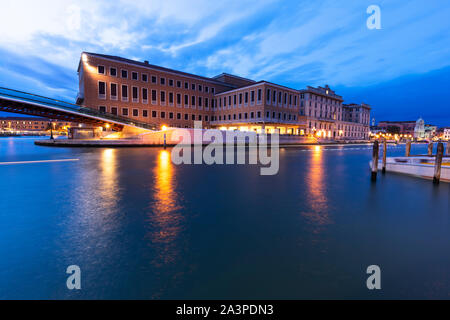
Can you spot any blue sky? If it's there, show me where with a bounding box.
[0,0,449,126]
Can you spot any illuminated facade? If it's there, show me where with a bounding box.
[77,52,370,138]
[378,120,417,136]
[300,85,370,140]
[443,128,450,141]
[0,117,72,132]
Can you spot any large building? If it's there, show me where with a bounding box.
[299,85,371,139]
[77,52,370,139]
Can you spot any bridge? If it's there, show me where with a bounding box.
[0,87,157,132]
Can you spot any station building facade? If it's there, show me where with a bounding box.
[77,52,370,139]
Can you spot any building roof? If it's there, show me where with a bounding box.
[212,72,256,82]
[299,85,344,101]
[343,103,371,109]
[213,80,300,95]
[82,52,236,88]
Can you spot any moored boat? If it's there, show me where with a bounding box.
[369,156,450,182]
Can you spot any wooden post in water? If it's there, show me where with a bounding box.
[446,142,450,156]
[405,139,411,157]
[433,142,444,184]
[163,133,167,149]
[371,140,379,181]
[428,142,433,156]
[382,139,387,174]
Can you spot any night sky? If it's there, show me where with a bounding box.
[0,0,449,126]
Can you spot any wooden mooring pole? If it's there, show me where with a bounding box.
[446,142,450,156]
[428,142,433,156]
[433,142,444,184]
[382,139,387,173]
[405,139,411,157]
[371,140,379,181]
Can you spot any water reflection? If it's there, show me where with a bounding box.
[149,150,184,268]
[99,149,120,210]
[70,148,121,232]
[302,146,332,232]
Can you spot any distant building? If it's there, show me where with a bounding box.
[0,117,73,132]
[444,128,450,140]
[414,118,425,139]
[370,126,386,135]
[424,124,437,139]
[378,120,416,135]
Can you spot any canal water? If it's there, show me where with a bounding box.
[0,137,449,299]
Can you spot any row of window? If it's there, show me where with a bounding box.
[302,93,341,105]
[265,89,298,107]
[308,121,369,132]
[97,65,216,93]
[99,82,218,108]
[213,111,298,122]
[98,105,298,123]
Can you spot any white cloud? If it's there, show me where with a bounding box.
[199,0,450,86]
[0,0,449,90]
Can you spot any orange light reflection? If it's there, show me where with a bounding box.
[302,146,332,232]
[149,150,183,268]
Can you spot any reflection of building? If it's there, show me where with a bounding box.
[0,117,73,132]
[77,52,371,139]
[378,120,416,135]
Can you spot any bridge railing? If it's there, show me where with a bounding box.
[0,87,157,130]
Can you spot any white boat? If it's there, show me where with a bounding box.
[369,156,450,182]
